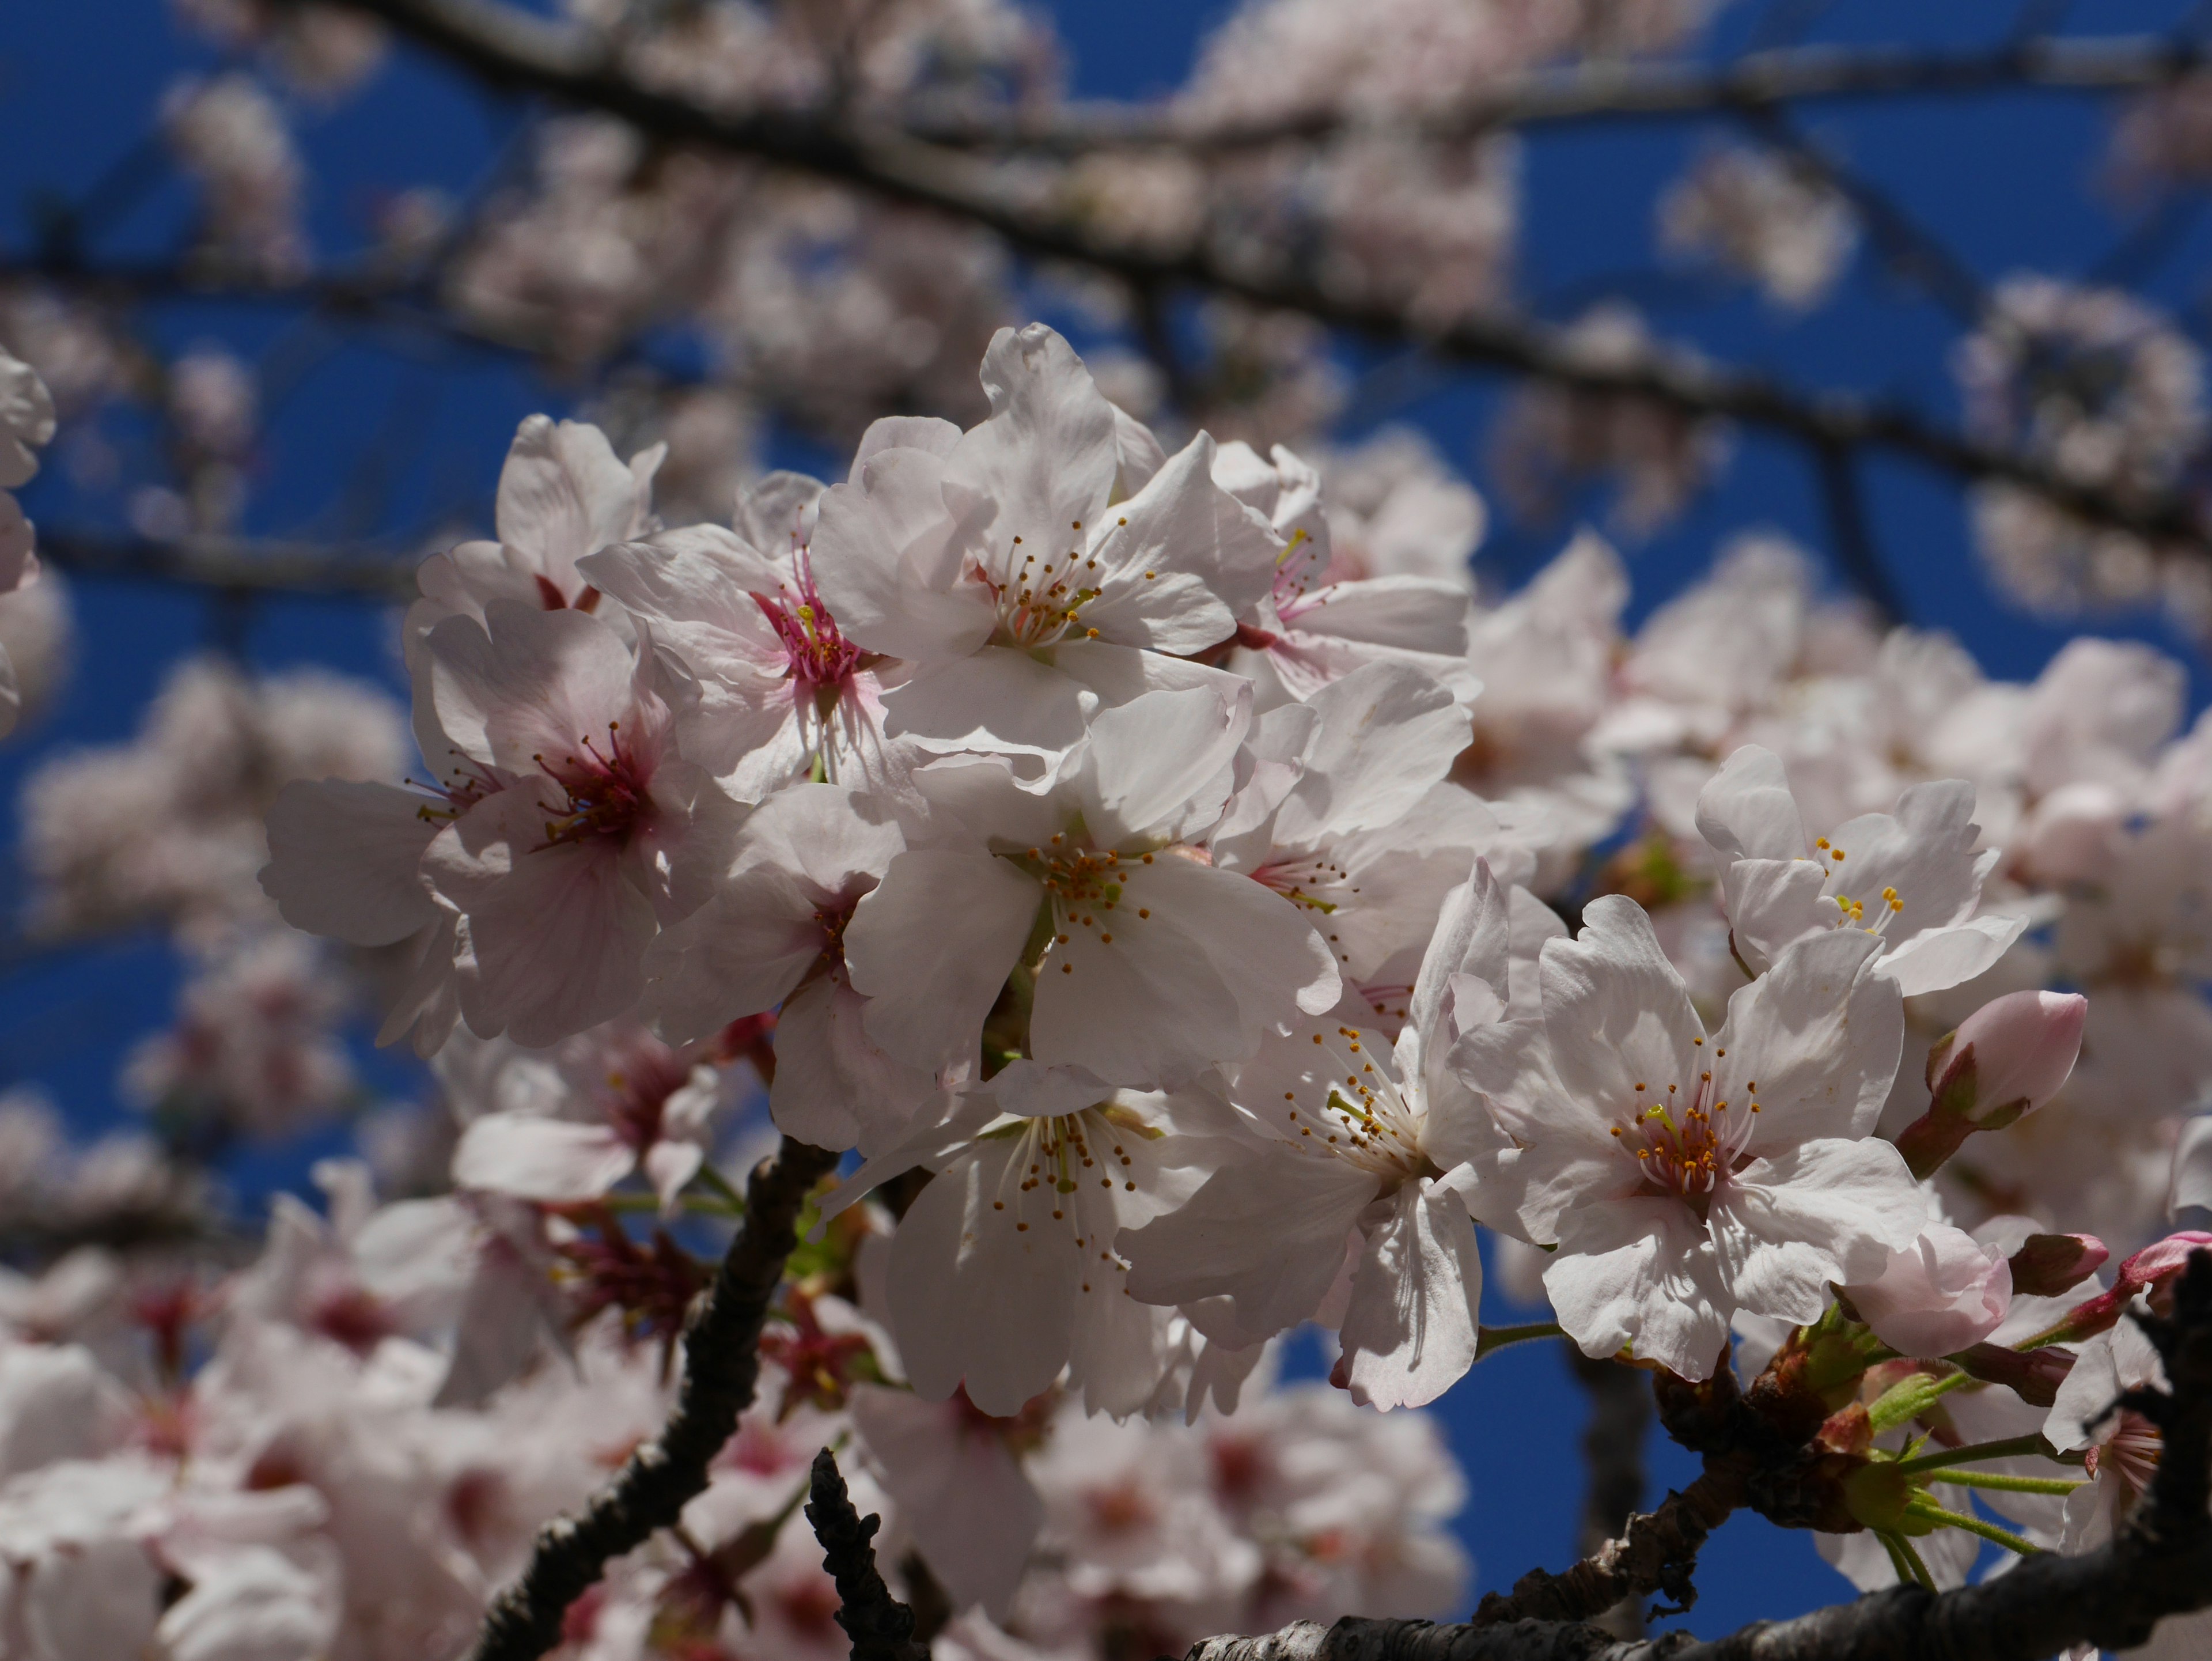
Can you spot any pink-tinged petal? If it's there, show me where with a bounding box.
[1714,926,1900,1152]
[1074,687,1245,849]
[846,846,1039,1074]
[1544,1194,1735,1380]
[426,786,658,1047]
[768,974,936,1156]
[881,646,1093,762]
[642,865,831,1045]
[1120,1148,1372,1345]
[261,779,441,947]
[941,324,1119,582]
[426,601,643,777]
[849,1385,1041,1620]
[885,1140,1081,1416]
[1279,576,1473,656]
[493,414,645,587]
[1875,913,2027,997]
[1031,856,1337,1087]
[452,1115,635,1202]
[812,447,997,662]
[1695,745,1810,865]
[642,1138,705,1213]
[1709,1138,1927,1327]
[1533,895,1706,1117]
[1335,1179,1483,1410]
[22,1535,163,1661]
[1844,1224,2012,1357]
[1067,433,1278,653]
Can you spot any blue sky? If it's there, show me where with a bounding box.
[1,0,2203,1634]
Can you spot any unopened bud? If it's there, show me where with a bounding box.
[1949,1341,2074,1407]
[1895,992,2088,1179]
[2050,1232,2212,1339]
[2006,1232,2109,1298]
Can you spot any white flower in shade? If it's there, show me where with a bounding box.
[1211,440,1481,705]
[260,777,471,1056]
[849,1384,1044,1620]
[1457,895,1922,1380]
[1207,660,1534,993]
[1694,744,2025,996]
[844,688,1339,1092]
[450,1020,740,1214]
[642,782,935,1155]
[1118,860,1518,1410]
[410,414,662,638]
[579,470,918,803]
[416,601,738,1047]
[809,323,1277,771]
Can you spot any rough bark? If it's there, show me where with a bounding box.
[464,1136,838,1661]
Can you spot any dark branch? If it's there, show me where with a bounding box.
[1472,1469,1737,1628]
[272,0,2212,561]
[466,1136,838,1661]
[36,528,422,598]
[805,1447,929,1661]
[899,35,2212,153]
[1191,1251,2212,1661]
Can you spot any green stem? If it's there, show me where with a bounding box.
[1927,1469,2084,1496]
[1906,1500,2043,1556]
[1476,1321,1566,1359]
[1886,1530,1938,1590]
[695,1163,748,1212]
[1893,1433,2057,1474]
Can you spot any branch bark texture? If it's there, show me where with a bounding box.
[465,1136,837,1661]
[805,1446,929,1661]
[1192,1251,2212,1661]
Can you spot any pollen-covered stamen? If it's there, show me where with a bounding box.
[1252,852,1356,916]
[1268,526,1323,606]
[979,517,1131,648]
[411,752,505,824]
[1609,1067,1759,1204]
[984,1106,1149,1289]
[1009,833,1169,974]
[752,550,865,690]
[537,721,654,847]
[1279,1025,1431,1182]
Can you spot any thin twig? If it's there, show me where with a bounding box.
[465,1136,838,1661]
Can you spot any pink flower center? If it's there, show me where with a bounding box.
[753,553,863,689]
[540,722,653,846]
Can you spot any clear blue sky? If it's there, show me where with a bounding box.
[1,0,2202,1633]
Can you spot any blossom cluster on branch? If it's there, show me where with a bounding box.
[12,5,2212,1660]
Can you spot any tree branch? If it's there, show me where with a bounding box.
[901,33,2212,153]
[805,1447,929,1661]
[1191,1251,2212,1661]
[271,0,2212,561]
[35,528,422,597]
[1473,1469,1738,1629]
[465,1136,838,1661]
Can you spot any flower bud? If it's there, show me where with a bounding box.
[1948,1341,2074,1406]
[1896,992,2088,1179]
[2051,1231,2212,1339]
[2005,1232,2108,1298]
[1844,1225,2010,1359]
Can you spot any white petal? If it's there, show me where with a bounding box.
[1335,1180,1483,1410]
[451,1115,635,1202]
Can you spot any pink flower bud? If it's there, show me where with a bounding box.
[2045,1230,2212,1340]
[1925,990,2088,1126]
[2006,1232,2108,1298]
[1844,1225,2012,1358]
[1899,991,2088,1179]
[1949,1341,2075,1406]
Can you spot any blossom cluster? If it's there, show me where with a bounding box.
[10,311,2212,1660]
